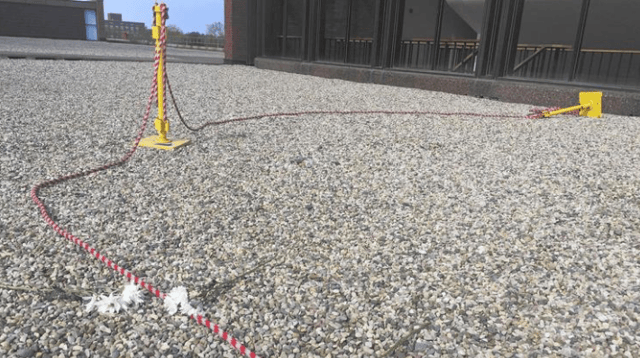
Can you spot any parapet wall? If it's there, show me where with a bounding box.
[255,57,640,117]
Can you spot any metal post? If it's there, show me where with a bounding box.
[569,0,591,81]
[431,0,445,70]
[139,3,190,151]
[155,5,165,126]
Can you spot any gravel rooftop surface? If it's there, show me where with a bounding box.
[1,56,640,358]
[0,36,223,64]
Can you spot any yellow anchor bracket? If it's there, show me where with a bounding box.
[542,92,603,119]
[139,3,190,151]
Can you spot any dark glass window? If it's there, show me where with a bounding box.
[264,0,284,57]
[575,0,640,88]
[285,0,304,58]
[264,0,304,59]
[347,0,376,65]
[436,0,485,74]
[318,0,378,65]
[319,0,350,62]
[511,0,582,80]
[394,0,485,74]
[395,0,440,69]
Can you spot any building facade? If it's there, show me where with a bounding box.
[103,13,148,42]
[0,0,104,41]
[225,0,640,115]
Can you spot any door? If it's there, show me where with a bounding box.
[85,10,98,40]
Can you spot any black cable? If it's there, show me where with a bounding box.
[166,76,199,132]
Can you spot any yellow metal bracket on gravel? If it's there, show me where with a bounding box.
[543,92,603,118]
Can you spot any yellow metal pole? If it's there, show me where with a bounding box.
[138,2,190,150]
[156,6,163,123]
[543,104,588,118]
[154,5,169,143]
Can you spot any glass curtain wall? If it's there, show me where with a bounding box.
[264,0,284,57]
[318,0,377,65]
[511,0,582,80]
[436,0,485,73]
[395,0,485,74]
[264,0,304,59]
[347,0,376,65]
[575,0,640,88]
[285,0,304,58]
[395,0,440,70]
[319,0,349,62]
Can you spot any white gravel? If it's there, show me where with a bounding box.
[2,58,640,358]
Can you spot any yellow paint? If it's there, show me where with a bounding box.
[543,92,603,118]
[139,136,190,150]
[579,91,602,118]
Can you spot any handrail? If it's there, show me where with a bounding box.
[452,49,478,72]
[514,46,548,72]
[580,48,640,54]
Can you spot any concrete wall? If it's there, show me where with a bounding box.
[255,57,640,117]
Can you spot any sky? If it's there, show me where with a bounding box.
[103,0,224,35]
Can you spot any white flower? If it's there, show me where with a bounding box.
[121,282,144,307]
[85,282,145,315]
[164,286,198,316]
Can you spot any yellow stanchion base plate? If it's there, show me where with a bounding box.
[139,136,190,150]
[579,92,602,118]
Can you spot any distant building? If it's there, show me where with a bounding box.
[107,13,122,22]
[103,13,147,41]
[0,0,104,41]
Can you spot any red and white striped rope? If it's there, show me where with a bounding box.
[30,4,262,358]
[31,5,586,357]
[160,3,168,123]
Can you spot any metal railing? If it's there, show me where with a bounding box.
[282,35,640,88]
[103,23,224,50]
[167,35,225,49]
[575,48,640,87]
[511,44,640,88]
[512,44,573,80]
[319,37,373,65]
[395,39,479,74]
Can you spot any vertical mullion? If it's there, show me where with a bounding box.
[476,0,501,77]
[370,0,382,67]
[344,0,353,63]
[431,0,445,71]
[246,0,257,64]
[307,0,318,61]
[317,0,325,61]
[378,0,396,68]
[260,0,266,56]
[501,0,525,77]
[569,0,591,81]
[391,0,405,68]
[490,0,526,78]
[301,0,308,60]
[282,0,288,57]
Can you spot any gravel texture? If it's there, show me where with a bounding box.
[0,36,222,64]
[1,57,640,358]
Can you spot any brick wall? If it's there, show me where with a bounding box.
[225,0,248,63]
